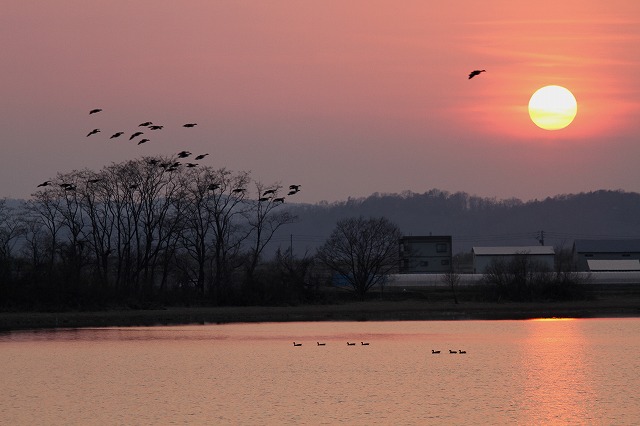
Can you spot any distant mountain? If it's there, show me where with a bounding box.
[273,189,640,255]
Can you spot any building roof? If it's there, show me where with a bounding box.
[587,259,640,271]
[472,246,555,256]
[400,235,452,242]
[574,239,640,253]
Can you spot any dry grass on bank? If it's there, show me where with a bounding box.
[1,290,639,331]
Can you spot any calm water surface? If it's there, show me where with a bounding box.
[1,318,639,425]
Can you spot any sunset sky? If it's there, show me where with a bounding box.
[2,1,640,204]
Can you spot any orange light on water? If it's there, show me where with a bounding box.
[529,317,577,322]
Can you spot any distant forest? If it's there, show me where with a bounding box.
[2,184,640,309]
[271,189,640,256]
[4,187,640,258]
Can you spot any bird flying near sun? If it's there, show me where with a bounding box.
[528,85,577,130]
[468,69,486,79]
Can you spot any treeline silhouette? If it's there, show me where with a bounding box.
[2,174,640,310]
[0,157,316,310]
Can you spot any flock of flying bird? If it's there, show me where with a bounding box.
[36,108,302,203]
[86,107,197,146]
[38,70,482,195]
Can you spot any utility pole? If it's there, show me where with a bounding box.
[537,230,545,246]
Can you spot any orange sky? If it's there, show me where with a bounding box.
[1,1,639,203]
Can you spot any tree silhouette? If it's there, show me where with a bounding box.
[316,216,401,299]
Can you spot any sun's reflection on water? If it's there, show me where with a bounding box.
[518,319,596,424]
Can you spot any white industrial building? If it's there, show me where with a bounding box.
[573,239,640,271]
[472,246,555,274]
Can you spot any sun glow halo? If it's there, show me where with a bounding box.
[528,85,577,130]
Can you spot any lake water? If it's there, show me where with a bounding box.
[1,318,639,425]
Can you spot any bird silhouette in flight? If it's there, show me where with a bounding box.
[138,121,153,127]
[183,123,197,128]
[87,129,100,137]
[110,132,124,139]
[89,108,102,114]
[468,69,486,79]
[129,131,144,140]
[207,183,220,191]
[273,197,285,203]
[263,189,276,196]
[288,185,301,195]
[177,151,192,158]
[259,197,270,202]
[37,181,52,187]
[186,163,198,168]
[194,153,208,160]
[232,188,245,193]
[137,138,150,145]
[148,125,164,130]
[62,184,76,191]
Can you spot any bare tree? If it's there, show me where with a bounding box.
[200,167,251,301]
[244,181,297,291]
[0,199,22,261]
[441,271,460,304]
[316,216,402,299]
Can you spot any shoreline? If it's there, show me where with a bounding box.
[2,296,639,331]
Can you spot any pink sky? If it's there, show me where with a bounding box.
[2,1,640,203]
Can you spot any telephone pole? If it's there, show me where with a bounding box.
[537,230,545,246]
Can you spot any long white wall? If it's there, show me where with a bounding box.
[385,272,640,287]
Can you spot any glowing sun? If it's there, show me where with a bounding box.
[528,85,577,130]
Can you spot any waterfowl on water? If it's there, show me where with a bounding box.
[432,350,440,354]
[293,342,302,346]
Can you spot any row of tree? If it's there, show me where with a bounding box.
[1,156,407,309]
[2,161,594,310]
[0,157,308,308]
